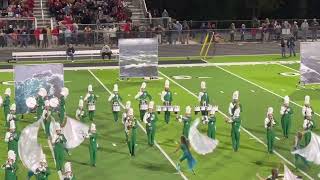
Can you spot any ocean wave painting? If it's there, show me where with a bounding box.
[14,64,64,114]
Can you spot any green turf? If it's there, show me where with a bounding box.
[206,54,300,63]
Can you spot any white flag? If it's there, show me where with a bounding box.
[292,132,320,165]
[284,164,299,180]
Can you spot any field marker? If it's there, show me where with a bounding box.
[159,71,314,180]
[220,91,224,94]
[88,69,188,180]
[275,137,280,140]
[250,90,255,93]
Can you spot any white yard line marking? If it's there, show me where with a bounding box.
[159,71,314,180]
[88,69,188,180]
[220,91,224,94]
[276,63,300,73]
[250,90,255,93]
[275,137,280,140]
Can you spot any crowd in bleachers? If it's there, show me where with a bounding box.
[0,0,34,17]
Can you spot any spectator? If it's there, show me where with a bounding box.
[291,21,299,40]
[275,22,282,40]
[154,25,164,44]
[175,21,182,43]
[20,27,28,48]
[46,26,52,47]
[41,27,48,48]
[0,30,5,47]
[66,44,75,62]
[109,25,117,47]
[64,27,72,45]
[200,22,207,44]
[51,26,59,47]
[181,21,190,44]
[301,19,309,42]
[230,23,236,42]
[240,24,246,41]
[280,38,286,58]
[34,28,40,47]
[287,36,296,57]
[84,26,92,46]
[311,18,319,41]
[162,9,169,28]
[101,44,112,60]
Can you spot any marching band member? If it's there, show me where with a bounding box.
[3,88,11,123]
[75,96,86,122]
[227,91,242,152]
[143,101,158,146]
[59,87,69,124]
[63,162,76,180]
[5,121,20,159]
[207,106,217,139]
[108,84,122,122]
[6,104,18,128]
[302,95,313,119]
[88,123,98,167]
[161,80,173,124]
[84,85,98,121]
[2,150,17,180]
[125,108,137,156]
[198,81,210,120]
[42,100,51,137]
[177,106,192,139]
[265,107,276,153]
[122,101,131,142]
[34,154,51,180]
[293,132,308,168]
[280,96,293,138]
[174,136,196,175]
[303,108,315,146]
[36,88,47,120]
[52,122,67,171]
[135,82,152,121]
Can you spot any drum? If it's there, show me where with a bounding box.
[200,106,206,111]
[167,106,174,112]
[113,104,120,112]
[140,103,148,110]
[194,106,200,115]
[173,106,180,113]
[49,97,59,108]
[207,105,213,111]
[88,103,96,111]
[26,97,37,109]
[161,106,167,112]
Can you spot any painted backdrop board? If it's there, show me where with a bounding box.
[300,42,320,84]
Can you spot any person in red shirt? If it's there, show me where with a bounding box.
[51,27,59,47]
[34,28,41,47]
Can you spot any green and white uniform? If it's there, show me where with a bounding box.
[75,98,86,122]
[4,128,20,159]
[63,162,76,180]
[265,107,276,153]
[125,108,137,156]
[198,81,210,117]
[303,119,314,146]
[161,90,173,124]
[207,116,216,139]
[35,166,51,180]
[42,101,51,137]
[36,96,45,120]
[3,88,11,123]
[108,84,121,122]
[135,91,152,121]
[59,96,66,124]
[280,96,293,138]
[2,161,17,180]
[88,123,98,166]
[86,93,97,121]
[52,132,67,171]
[143,102,157,146]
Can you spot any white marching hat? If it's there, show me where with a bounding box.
[9,120,15,129]
[64,162,72,173]
[148,101,154,109]
[40,154,47,163]
[38,88,47,97]
[49,97,59,108]
[201,81,206,89]
[284,96,290,104]
[267,107,273,115]
[26,97,37,109]
[8,150,16,161]
[78,97,84,108]
[91,123,96,131]
[210,106,218,115]
[128,108,134,116]
[0,96,2,106]
[45,100,50,107]
[10,104,16,111]
[232,91,239,100]
[125,101,131,110]
[164,80,170,88]
[141,82,147,89]
[304,95,310,105]
[113,84,118,92]
[88,84,93,92]
[60,87,69,97]
[55,122,61,131]
[185,106,192,114]
[4,88,11,96]
[306,108,312,117]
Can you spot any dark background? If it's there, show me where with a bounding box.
[146,0,320,20]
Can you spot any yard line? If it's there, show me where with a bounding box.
[88,69,188,180]
[276,63,300,72]
[159,71,314,180]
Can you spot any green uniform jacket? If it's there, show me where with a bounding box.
[146,113,158,131]
[87,94,98,109]
[2,162,17,180]
[54,134,67,151]
[200,92,209,105]
[36,97,45,118]
[3,96,10,115]
[281,106,293,121]
[163,91,173,105]
[111,94,122,106]
[138,91,152,103]
[207,116,216,139]
[89,133,97,150]
[182,116,191,138]
[7,132,20,153]
[35,168,51,180]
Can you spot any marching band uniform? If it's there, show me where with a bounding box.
[84,85,98,121]
[125,108,137,156]
[52,123,67,171]
[75,97,86,122]
[34,154,51,180]
[280,96,293,138]
[59,87,69,124]
[135,82,152,121]
[63,162,76,180]
[2,150,17,180]
[178,106,192,139]
[108,84,122,122]
[6,104,18,128]
[3,88,11,123]
[198,81,210,118]
[161,80,173,124]
[265,107,276,153]
[143,101,158,146]
[293,132,308,168]
[42,100,51,137]
[207,107,217,139]
[5,121,20,159]
[36,88,47,120]
[228,91,242,152]
[122,101,131,142]
[88,123,98,166]
[302,95,313,119]
[303,108,315,146]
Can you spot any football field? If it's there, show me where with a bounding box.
[1,55,320,180]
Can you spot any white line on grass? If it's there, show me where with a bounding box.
[88,69,188,180]
[158,71,314,180]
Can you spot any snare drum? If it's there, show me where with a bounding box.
[156,106,162,112]
[88,103,96,111]
[173,106,180,113]
[200,106,206,111]
[207,105,213,111]
[161,106,167,112]
[113,105,120,112]
[140,103,148,110]
[167,106,174,112]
